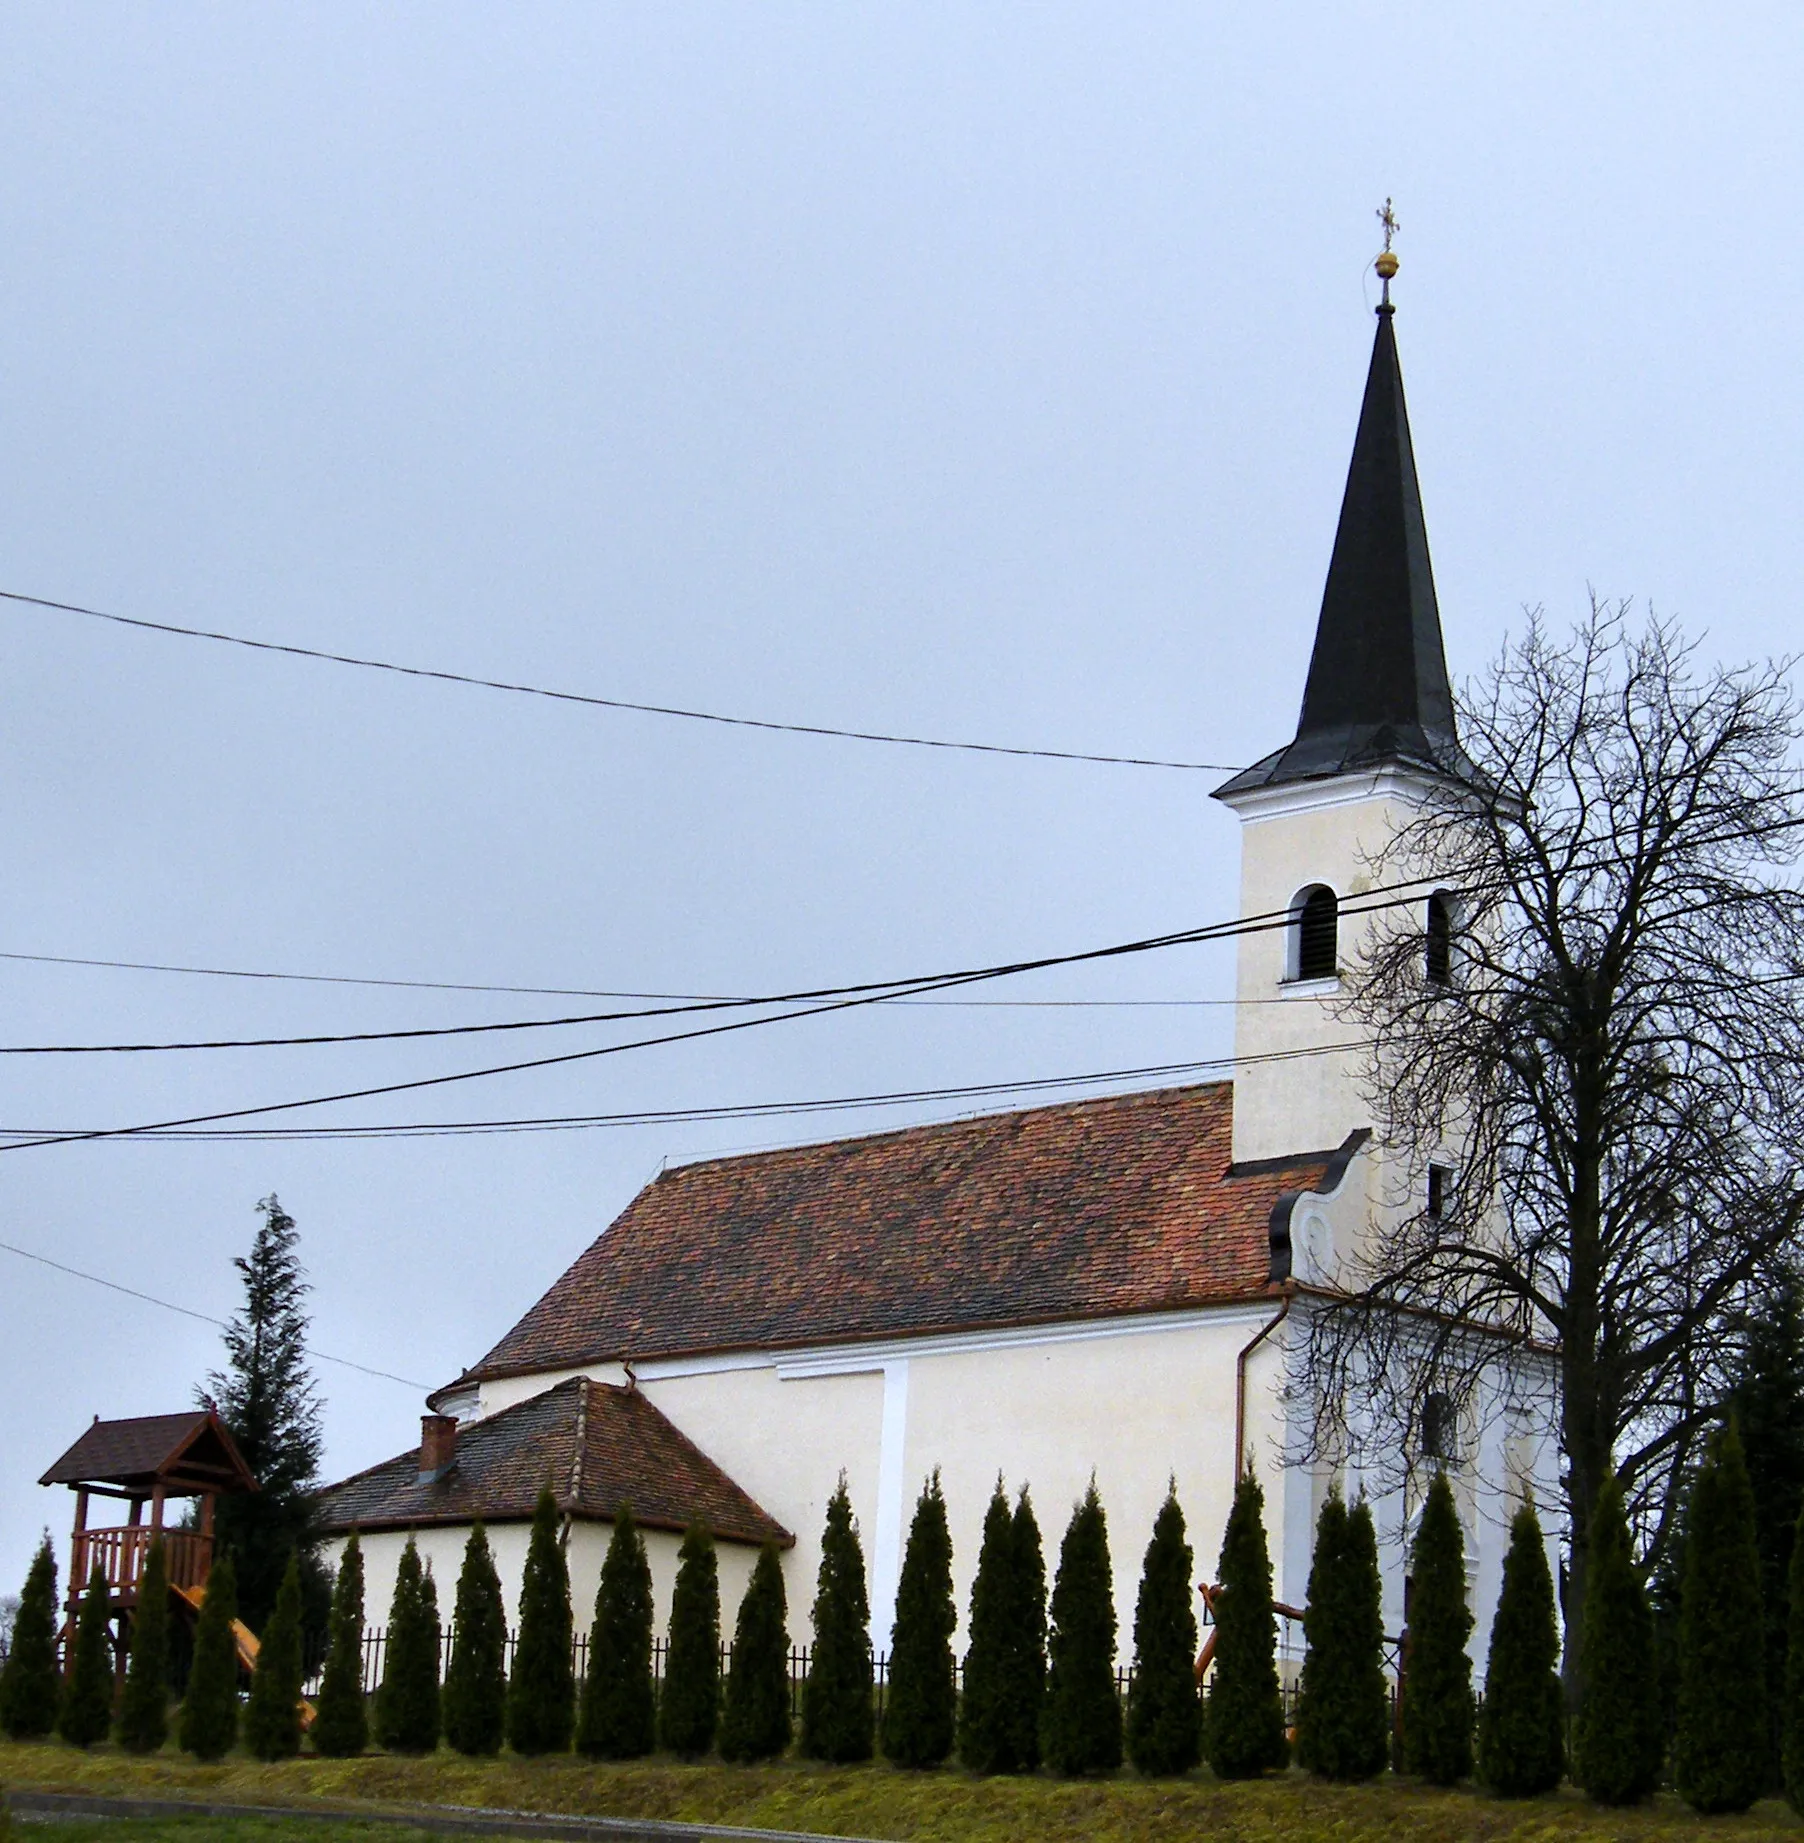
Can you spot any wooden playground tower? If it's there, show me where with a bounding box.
[39,1408,260,1675]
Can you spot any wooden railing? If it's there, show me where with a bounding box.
[72,1526,212,1597]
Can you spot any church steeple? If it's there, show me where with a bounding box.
[1215,262,1476,800]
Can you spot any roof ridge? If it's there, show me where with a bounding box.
[567,1378,589,1510]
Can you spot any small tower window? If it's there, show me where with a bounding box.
[1425,891,1454,985]
[1423,1391,1459,1463]
[1427,1164,1451,1221]
[1293,886,1339,982]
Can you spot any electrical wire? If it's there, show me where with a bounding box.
[0,586,1239,773]
[0,1237,429,1390]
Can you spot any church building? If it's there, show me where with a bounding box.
[318,279,1559,1671]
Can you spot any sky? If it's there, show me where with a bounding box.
[1,3,1801,1591]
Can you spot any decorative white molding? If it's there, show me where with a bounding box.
[870,1362,910,1650]
[1219,766,1446,823]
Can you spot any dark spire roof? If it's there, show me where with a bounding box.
[1215,304,1479,800]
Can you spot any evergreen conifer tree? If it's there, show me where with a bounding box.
[442,1524,507,1758]
[180,1549,240,1761]
[245,1552,305,1760]
[506,1488,575,1755]
[578,1507,657,1760]
[719,1542,791,1763]
[1126,1485,1201,1777]
[1477,1501,1563,1797]
[0,1538,59,1741]
[659,1524,721,1758]
[1004,1489,1047,1773]
[882,1473,956,1768]
[1042,1481,1121,1775]
[117,1535,171,1754]
[311,1533,369,1758]
[801,1478,874,1763]
[1784,1498,1804,1812]
[1402,1472,1474,1785]
[1205,1469,1287,1779]
[57,1565,114,1748]
[374,1540,440,1753]
[1675,1419,1766,1813]
[957,1481,1017,1773]
[1295,1493,1388,1781]
[1572,1473,1660,1805]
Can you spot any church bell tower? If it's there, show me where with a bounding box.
[1213,234,1481,1167]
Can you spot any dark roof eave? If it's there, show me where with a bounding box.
[318,1500,793,1548]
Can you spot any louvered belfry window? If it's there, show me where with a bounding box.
[1295,886,1338,981]
[1425,890,1454,985]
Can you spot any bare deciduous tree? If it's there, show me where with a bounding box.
[1304,601,1804,1655]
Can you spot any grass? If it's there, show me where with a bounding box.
[4,1738,1804,1843]
[8,1824,444,1843]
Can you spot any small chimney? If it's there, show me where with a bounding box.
[418,1414,458,1483]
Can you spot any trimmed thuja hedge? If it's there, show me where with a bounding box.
[117,1534,171,1755]
[719,1541,792,1763]
[802,1477,875,1764]
[1125,1485,1202,1777]
[578,1506,657,1761]
[245,1552,306,1761]
[1295,1493,1388,1783]
[1043,1481,1121,1776]
[180,1548,240,1762]
[0,1536,59,1741]
[1402,1472,1474,1786]
[1478,1500,1563,1798]
[1206,1468,1287,1779]
[444,1522,509,1758]
[375,1538,441,1754]
[312,1530,370,1759]
[883,1472,957,1768]
[508,1487,576,1756]
[659,1523,722,1758]
[57,1563,114,1749]
[1573,1473,1661,1806]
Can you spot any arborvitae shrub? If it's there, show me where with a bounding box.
[1784,1498,1804,1812]
[1042,1482,1121,1776]
[507,1487,575,1756]
[1206,1469,1287,1779]
[802,1477,874,1763]
[719,1542,792,1763]
[659,1524,721,1758]
[180,1549,241,1761]
[957,1481,1017,1773]
[311,1533,369,1759]
[1296,1493,1388,1781]
[1126,1486,1202,1777]
[0,1537,60,1741]
[1573,1473,1660,1804]
[1478,1501,1563,1797]
[1005,1489,1047,1773]
[578,1507,657,1760]
[883,1473,957,1768]
[442,1524,507,1758]
[118,1535,171,1754]
[245,1552,305,1760]
[1402,1472,1474,1785]
[1675,1419,1766,1813]
[58,1564,115,1748]
[375,1539,441,1754]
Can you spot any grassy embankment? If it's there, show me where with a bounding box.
[5,1739,1804,1843]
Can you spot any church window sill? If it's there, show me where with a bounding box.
[1278,974,1341,996]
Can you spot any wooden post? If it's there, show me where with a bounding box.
[127,1497,143,1528]
[149,1484,166,1532]
[199,1491,215,1538]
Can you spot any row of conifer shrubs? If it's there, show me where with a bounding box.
[1,1423,1796,1808]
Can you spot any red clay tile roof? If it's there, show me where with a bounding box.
[40,1411,257,1495]
[317,1377,790,1547]
[463,1082,1337,1385]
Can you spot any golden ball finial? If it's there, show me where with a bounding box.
[1375,250,1399,281]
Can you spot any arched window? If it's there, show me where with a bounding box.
[1423,1391,1459,1463]
[1425,890,1454,986]
[1292,885,1338,982]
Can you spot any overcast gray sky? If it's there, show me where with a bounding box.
[2,4,1800,1588]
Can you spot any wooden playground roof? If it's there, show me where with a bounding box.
[40,1410,258,1497]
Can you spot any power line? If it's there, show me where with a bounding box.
[0,586,1239,773]
[0,1237,429,1390]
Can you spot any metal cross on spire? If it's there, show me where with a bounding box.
[1374,197,1400,307]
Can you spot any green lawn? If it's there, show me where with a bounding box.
[5,1739,1803,1843]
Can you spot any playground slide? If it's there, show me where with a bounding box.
[172,1583,313,1724]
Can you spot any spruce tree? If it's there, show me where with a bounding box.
[245,1552,304,1760]
[957,1480,1017,1773]
[442,1524,507,1758]
[0,1538,59,1741]
[659,1524,722,1758]
[1004,1488,1047,1773]
[1042,1481,1121,1775]
[507,1487,575,1755]
[1477,1501,1563,1797]
[1126,1485,1201,1777]
[883,1473,956,1768]
[1572,1473,1660,1805]
[311,1533,369,1758]
[578,1508,657,1760]
[1295,1493,1388,1781]
[374,1539,440,1754]
[1205,1469,1287,1779]
[1402,1472,1474,1785]
[802,1478,874,1763]
[57,1564,114,1748]
[1784,1498,1804,1812]
[117,1535,171,1754]
[1675,1418,1766,1813]
[180,1549,240,1761]
[719,1542,792,1763]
